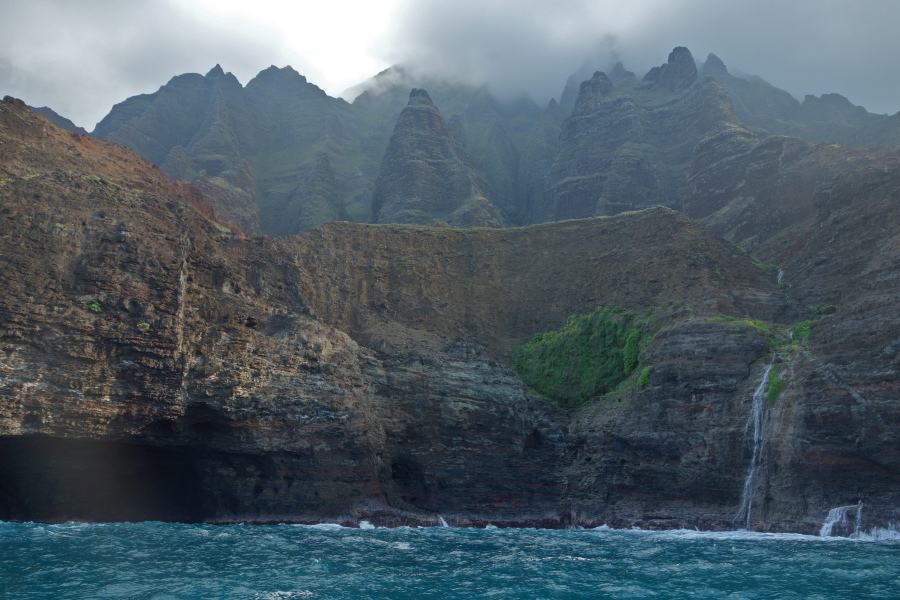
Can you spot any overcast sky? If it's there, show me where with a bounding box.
[2,0,898,130]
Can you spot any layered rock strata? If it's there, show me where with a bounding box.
[2,97,899,534]
[0,97,561,525]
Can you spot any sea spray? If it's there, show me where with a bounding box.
[819,502,862,537]
[734,362,773,530]
[817,504,900,539]
[856,524,900,540]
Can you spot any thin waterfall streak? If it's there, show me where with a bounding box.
[735,362,773,530]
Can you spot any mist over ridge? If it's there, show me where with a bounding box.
[2,0,899,130]
[372,0,900,114]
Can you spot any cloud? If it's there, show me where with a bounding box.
[0,0,293,129]
[1,0,898,129]
[376,0,648,102]
[378,0,900,114]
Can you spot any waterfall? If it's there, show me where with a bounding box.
[777,269,784,283]
[820,502,862,537]
[438,516,449,528]
[734,363,773,530]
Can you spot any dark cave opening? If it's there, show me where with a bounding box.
[0,435,202,523]
[391,455,430,506]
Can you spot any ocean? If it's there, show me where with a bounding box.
[2,521,898,599]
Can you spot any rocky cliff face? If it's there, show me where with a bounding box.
[533,47,751,222]
[0,97,562,526]
[700,53,900,147]
[370,89,502,227]
[281,211,786,358]
[3,97,899,535]
[1,96,379,523]
[680,123,900,532]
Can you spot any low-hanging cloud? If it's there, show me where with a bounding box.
[1,0,899,129]
[0,0,295,130]
[378,0,900,114]
[375,0,639,102]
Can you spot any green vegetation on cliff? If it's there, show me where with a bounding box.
[766,372,788,405]
[511,306,648,409]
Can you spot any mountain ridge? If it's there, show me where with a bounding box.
[74,47,900,236]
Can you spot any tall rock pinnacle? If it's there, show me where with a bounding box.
[644,46,699,92]
[370,89,503,227]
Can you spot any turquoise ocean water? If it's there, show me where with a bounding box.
[2,521,899,599]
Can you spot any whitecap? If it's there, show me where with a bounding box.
[297,523,348,530]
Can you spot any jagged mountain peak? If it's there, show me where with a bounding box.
[371,86,501,227]
[206,64,226,78]
[85,45,900,238]
[608,61,638,86]
[571,71,614,114]
[644,46,699,92]
[702,53,729,76]
[583,71,614,95]
[408,88,435,106]
[804,92,856,108]
[253,64,307,83]
[344,63,412,100]
[668,46,697,71]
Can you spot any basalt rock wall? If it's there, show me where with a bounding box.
[281,210,786,359]
[676,119,900,533]
[2,97,899,534]
[0,97,566,526]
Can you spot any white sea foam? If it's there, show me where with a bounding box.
[856,525,900,541]
[294,522,349,530]
[585,527,833,543]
